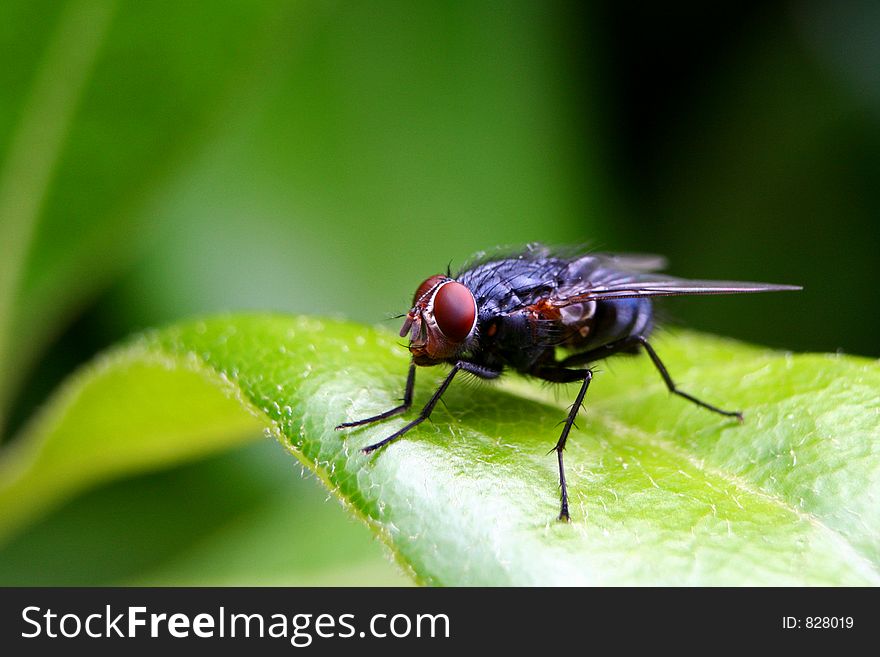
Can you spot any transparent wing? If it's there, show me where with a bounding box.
[554,272,801,305]
[589,253,668,273]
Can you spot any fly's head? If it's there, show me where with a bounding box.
[400,275,478,365]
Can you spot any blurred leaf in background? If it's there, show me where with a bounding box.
[0,1,877,585]
[591,2,880,352]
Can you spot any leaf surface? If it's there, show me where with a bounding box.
[1,315,877,585]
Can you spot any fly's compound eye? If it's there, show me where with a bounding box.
[433,281,477,342]
[412,274,446,305]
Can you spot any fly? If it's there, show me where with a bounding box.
[336,243,801,521]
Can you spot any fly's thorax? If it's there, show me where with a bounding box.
[515,297,599,350]
[475,310,548,372]
[400,276,478,364]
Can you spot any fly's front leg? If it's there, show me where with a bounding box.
[531,364,594,522]
[361,361,500,454]
[335,362,417,430]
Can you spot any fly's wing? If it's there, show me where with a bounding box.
[590,253,668,273]
[553,270,801,305]
[459,245,798,314]
[459,246,667,278]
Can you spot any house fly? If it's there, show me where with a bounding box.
[337,243,801,521]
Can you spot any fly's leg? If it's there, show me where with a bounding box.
[637,337,742,421]
[355,361,500,454]
[335,362,417,430]
[561,335,743,421]
[531,364,593,522]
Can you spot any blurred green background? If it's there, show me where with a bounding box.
[0,0,877,584]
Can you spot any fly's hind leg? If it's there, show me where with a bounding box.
[560,335,742,421]
[531,363,594,522]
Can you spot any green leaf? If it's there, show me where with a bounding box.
[1,315,877,585]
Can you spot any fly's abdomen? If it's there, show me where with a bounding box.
[588,298,654,348]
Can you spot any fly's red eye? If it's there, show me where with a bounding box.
[413,274,445,306]
[433,281,476,342]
